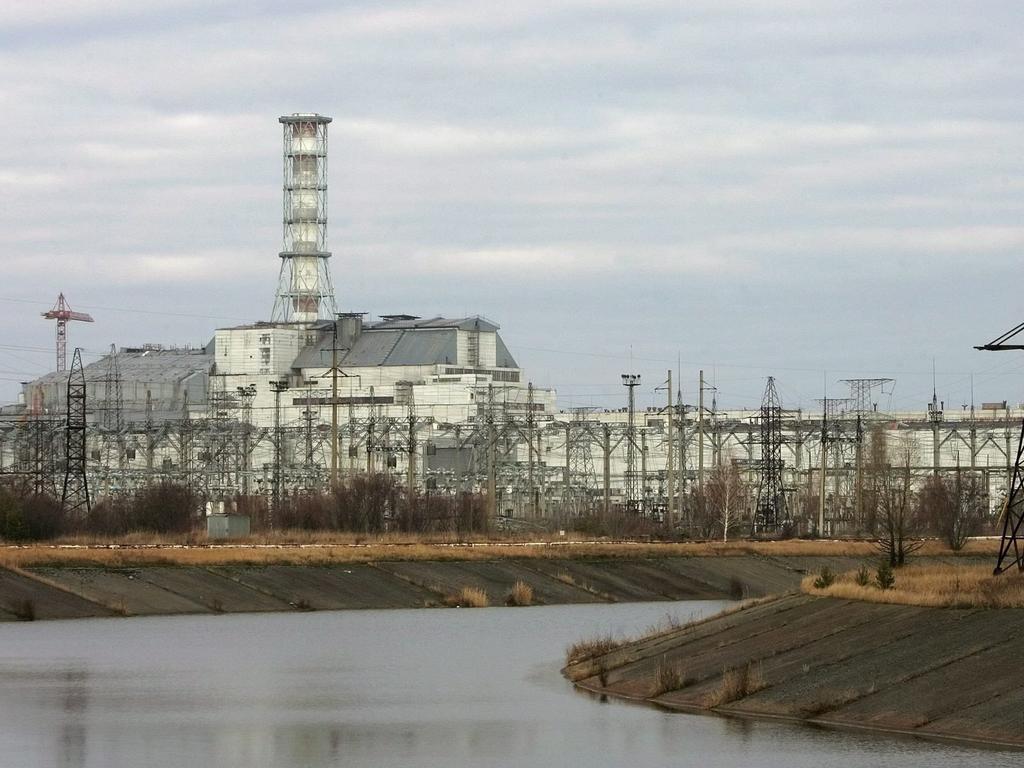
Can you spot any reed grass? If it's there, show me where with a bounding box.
[704,663,766,708]
[565,635,623,667]
[802,564,1024,608]
[506,580,534,606]
[650,656,691,697]
[443,586,490,608]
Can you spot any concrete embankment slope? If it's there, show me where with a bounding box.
[564,594,1024,749]
[0,554,870,620]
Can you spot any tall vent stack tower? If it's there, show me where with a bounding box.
[272,113,337,323]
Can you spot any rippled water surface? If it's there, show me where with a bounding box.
[0,601,1016,767]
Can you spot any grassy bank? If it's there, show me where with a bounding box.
[0,536,997,568]
[802,563,1024,608]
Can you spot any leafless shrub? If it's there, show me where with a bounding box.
[704,663,766,707]
[444,586,489,608]
[506,580,533,606]
[650,656,691,697]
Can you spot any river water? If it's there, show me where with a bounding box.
[0,601,1015,768]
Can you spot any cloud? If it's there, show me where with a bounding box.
[1,0,1022,410]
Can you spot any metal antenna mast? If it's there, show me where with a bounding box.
[622,374,641,513]
[61,348,90,517]
[976,324,1024,573]
[272,113,337,323]
[754,376,786,534]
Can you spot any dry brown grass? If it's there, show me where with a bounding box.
[802,563,1024,608]
[704,663,766,708]
[650,656,692,697]
[506,580,534,606]
[565,635,624,667]
[443,586,490,608]
[0,537,992,569]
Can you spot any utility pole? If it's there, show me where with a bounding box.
[622,374,641,513]
[331,319,339,485]
[698,370,705,495]
[527,382,535,518]
[602,424,611,517]
[269,378,288,527]
[366,386,376,474]
[486,384,497,518]
[144,389,155,472]
[929,380,943,477]
[819,400,828,536]
[237,384,255,497]
[854,414,864,529]
[665,370,674,528]
[407,401,417,504]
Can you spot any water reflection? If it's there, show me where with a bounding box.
[0,604,1018,768]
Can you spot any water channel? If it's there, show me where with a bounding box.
[0,601,1014,767]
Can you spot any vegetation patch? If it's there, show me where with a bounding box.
[444,586,489,608]
[565,635,624,667]
[7,598,35,621]
[704,663,766,708]
[801,564,1024,608]
[649,656,692,697]
[505,580,533,606]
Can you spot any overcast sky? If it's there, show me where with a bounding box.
[2,0,1023,412]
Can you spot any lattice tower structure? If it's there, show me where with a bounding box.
[754,376,786,534]
[842,378,894,416]
[61,348,90,516]
[565,408,598,515]
[272,114,337,323]
[975,322,1024,573]
[100,344,124,430]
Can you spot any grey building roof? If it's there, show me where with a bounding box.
[293,316,518,371]
[19,347,213,421]
[367,316,500,332]
[28,347,212,390]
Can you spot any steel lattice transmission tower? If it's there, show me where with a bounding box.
[754,376,786,534]
[272,113,337,323]
[101,343,124,432]
[841,378,894,416]
[61,348,91,517]
[976,322,1024,573]
[621,374,641,513]
[565,408,597,516]
[42,293,93,372]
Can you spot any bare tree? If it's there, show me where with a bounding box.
[706,463,749,542]
[876,446,923,566]
[919,467,985,551]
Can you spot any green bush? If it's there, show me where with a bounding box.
[875,562,896,590]
[854,564,871,587]
[813,566,836,590]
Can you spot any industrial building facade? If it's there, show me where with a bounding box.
[2,113,1019,534]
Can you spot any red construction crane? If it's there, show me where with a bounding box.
[42,293,94,372]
